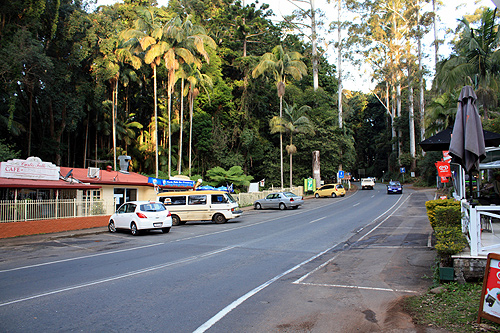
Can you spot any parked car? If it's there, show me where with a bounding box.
[108,201,172,235]
[254,192,304,210]
[157,190,242,225]
[387,181,403,194]
[361,178,375,190]
[314,184,346,198]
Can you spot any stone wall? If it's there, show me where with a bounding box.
[453,257,487,283]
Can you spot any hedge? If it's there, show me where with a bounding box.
[434,226,467,256]
[425,199,460,229]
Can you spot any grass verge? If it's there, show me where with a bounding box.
[404,282,500,332]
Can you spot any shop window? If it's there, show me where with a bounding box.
[114,188,137,210]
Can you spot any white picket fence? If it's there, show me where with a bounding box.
[0,187,305,223]
[0,199,113,223]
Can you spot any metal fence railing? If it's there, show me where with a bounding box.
[0,199,113,223]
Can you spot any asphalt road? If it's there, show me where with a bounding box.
[0,184,437,332]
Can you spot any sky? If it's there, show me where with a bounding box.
[94,0,496,92]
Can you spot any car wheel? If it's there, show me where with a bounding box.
[255,203,262,210]
[213,213,226,224]
[171,214,181,226]
[162,227,171,233]
[279,203,286,210]
[130,222,139,236]
[314,193,320,198]
[331,192,337,198]
[108,220,116,233]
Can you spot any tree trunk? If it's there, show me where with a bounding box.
[279,95,284,189]
[311,0,319,91]
[337,0,342,129]
[312,150,320,188]
[289,136,293,189]
[178,78,185,175]
[409,70,416,166]
[397,80,402,159]
[189,90,194,178]
[28,89,33,156]
[84,115,89,168]
[112,78,117,171]
[154,65,159,179]
[433,0,439,71]
[418,6,425,147]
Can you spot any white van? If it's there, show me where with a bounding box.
[157,190,242,225]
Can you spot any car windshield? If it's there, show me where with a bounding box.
[336,184,344,189]
[140,203,166,212]
[283,192,298,197]
[389,181,401,186]
[225,193,236,203]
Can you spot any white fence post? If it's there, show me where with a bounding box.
[469,204,479,256]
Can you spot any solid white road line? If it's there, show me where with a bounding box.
[294,193,411,285]
[193,241,343,333]
[0,246,236,307]
[296,282,418,294]
[0,242,166,273]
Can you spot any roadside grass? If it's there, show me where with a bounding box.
[404,282,500,332]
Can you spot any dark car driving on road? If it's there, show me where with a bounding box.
[387,181,403,194]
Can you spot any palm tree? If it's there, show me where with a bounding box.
[425,91,459,135]
[121,7,168,178]
[179,62,213,177]
[434,8,500,118]
[270,102,314,189]
[163,15,215,178]
[252,45,307,189]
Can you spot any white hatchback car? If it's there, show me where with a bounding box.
[108,201,172,235]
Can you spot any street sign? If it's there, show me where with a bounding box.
[400,167,406,174]
[338,170,345,179]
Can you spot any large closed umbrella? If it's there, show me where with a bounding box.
[449,86,486,172]
[448,86,486,200]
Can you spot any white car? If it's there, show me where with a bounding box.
[361,178,375,190]
[108,201,172,235]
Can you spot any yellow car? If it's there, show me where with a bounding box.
[314,183,346,198]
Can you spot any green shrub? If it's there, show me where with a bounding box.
[425,199,460,229]
[434,226,467,256]
[433,205,461,228]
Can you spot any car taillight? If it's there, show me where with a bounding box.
[167,211,171,217]
[290,198,294,202]
[136,212,147,218]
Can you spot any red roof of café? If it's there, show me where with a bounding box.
[0,177,101,189]
[0,165,193,190]
[59,167,152,187]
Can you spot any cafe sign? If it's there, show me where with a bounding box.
[0,157,60,181]
[479,253,500,325]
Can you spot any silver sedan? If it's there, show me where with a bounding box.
[254,192,304,210]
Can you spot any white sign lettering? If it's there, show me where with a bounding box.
[0,157,60,181]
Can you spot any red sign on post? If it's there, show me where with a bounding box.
[435,161,452,178]
[478,253,500,324]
